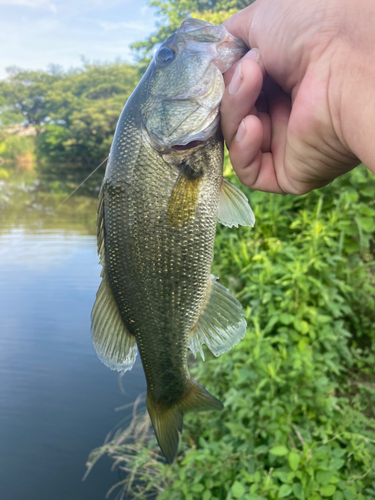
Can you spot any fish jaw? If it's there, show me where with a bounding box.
[177,18,247,73]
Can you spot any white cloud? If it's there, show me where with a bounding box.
[0,0,57,12]
[98,20,153,32]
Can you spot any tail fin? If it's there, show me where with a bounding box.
[147,380,223,464]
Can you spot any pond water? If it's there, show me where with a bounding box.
[0,164,146,500]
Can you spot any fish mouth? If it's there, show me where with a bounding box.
[171,140,205,151]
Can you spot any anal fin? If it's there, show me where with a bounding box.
[189,275,247,360]
[218,178,255,228]
[91,274,137,372]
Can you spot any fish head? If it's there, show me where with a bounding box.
[141,18,247,152]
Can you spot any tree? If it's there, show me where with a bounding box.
[0,66,63,127]
[0,62,139,165]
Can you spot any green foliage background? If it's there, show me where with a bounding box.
[0,63,138,164]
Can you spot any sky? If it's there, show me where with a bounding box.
[0,0,157,79]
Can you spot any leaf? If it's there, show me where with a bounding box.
[275,471,290,483]
[280,313,294,325]
[288,451,300,471]
[232,481,246,498]
[321,485,336,497]
[292,483,305,500]
[191,483,204,492]
[203,491,211,500]
[333,492,344,500]
[278,484,292,498]
[343,491,355,500]
[316,471,333,485]
[270,445,288,456]
[357,216,375,233]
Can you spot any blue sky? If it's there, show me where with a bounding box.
[0,0,157,79]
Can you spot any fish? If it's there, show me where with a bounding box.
[91,18,255,464]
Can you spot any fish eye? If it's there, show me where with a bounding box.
[156,47,175,65]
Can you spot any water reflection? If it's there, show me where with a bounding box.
[0,164,146,500]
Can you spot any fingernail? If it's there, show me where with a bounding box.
[247,48,259,62]
[235,120,246,142]
[228,62,242,95]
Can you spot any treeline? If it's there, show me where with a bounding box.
[0,63,139,165]
[0,0,248,165]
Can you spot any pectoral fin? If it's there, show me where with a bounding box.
[166,171,202,227]
[218,178,255,228]
[189,275,247,360]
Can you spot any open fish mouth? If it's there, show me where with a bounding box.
[171,140,206,151]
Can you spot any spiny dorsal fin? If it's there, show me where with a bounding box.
[91,274,137,372]
[218,178,255,228]
[147,380,223,464]
[189,275,247,360]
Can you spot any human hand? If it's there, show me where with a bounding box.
[221,0,375,194]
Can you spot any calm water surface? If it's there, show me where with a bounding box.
[0,165,146,500]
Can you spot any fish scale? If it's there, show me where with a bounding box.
[91,18,255,463]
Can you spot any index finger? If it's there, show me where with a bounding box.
[223,3,257,46]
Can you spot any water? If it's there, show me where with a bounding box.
[0,165,146,500]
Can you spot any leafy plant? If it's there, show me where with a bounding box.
[88,164,375,500]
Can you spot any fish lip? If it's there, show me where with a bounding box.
[213,31,248,73]
[176,21,248,74]
[170,140,206,152]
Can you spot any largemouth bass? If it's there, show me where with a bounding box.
[91,18,254,464]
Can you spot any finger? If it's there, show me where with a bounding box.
[224,48,266,86]
[228,81,294,194]
[229,119,285,193]
[221,58,263,148]
[223,4,257,46]
[266,79,292,186]
[227,114,263,182]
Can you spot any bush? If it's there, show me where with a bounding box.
[88,164,375,500]
[0,134,35,160]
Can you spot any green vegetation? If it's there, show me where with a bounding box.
[1,1,375,497]
[0,133,35,160]
[87,163,375,500]
[0,62,139,165]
